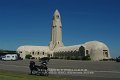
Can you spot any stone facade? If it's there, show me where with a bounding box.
[17,10,111,61]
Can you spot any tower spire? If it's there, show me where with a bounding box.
[49,9,64,50]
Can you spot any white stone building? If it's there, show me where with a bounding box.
[17,10,111,61]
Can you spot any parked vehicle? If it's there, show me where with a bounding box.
[2,54,18,60]
[29,61,49,76]
[0,56,2,60]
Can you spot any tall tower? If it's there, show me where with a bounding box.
[49,9,64,50]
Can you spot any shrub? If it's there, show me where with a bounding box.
[25,54,32,59]
[50,57,59,59]
[66,56,71,60]
[82,55,91,60]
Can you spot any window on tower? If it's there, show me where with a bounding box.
[53,26,56,28]
[56,15,59,19]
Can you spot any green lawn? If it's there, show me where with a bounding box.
[0,70,71,80]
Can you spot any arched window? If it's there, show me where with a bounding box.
[32,52,34,55]
[43,52,44,55]
[79,46,85,56]
[38,52,39,55]
[19,51,22,53]
[51,54,52,57]
[86,50,89,55]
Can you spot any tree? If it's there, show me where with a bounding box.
[82,54,91,60]
[25,54,32,59]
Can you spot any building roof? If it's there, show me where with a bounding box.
[84,41,109,50]
[53,44,83,52]
[17,45,50,52]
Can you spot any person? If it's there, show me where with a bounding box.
[29,61,35,74]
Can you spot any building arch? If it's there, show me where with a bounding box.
[79,46,85,57]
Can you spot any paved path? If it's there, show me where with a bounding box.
[0,59,120,80]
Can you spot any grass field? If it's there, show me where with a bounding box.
[0,70,71,80]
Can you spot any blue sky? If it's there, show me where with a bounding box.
[0,0,120,57]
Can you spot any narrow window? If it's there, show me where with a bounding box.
[51,54,52,56]
[56,15,59,19]
[43,52,44,55]
[38,52,39,55]
[32,52,34,55]
[86,50,89,55]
